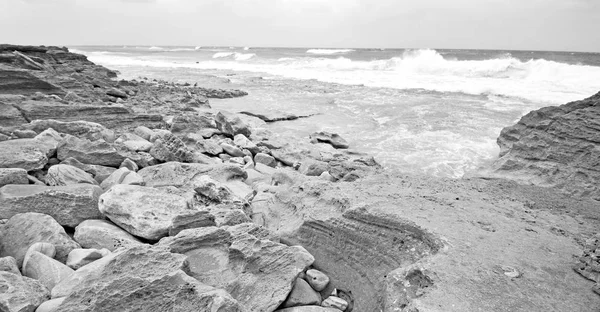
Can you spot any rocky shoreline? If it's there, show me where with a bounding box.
[0,45,599,312]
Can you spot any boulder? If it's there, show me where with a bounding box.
[492,91,600,199]
[0,256,20,275]
[66,248,110,270]
[27,119,114,142]
[0,184,103,227]
[0,271,50,312]
[0,168,28,187]
[98,184,192,240]
[0,213,80,267]
[34,297,65,312]
[159,225,315,312]
[57,136,138,167]
[22,251,74,290]
[305,269,330,291]
[73,219,143,252]
[53,246,243,311]
[45,164,98,186]
[282,278,322,308]
[309,132,349,149]
[0,138,48,171]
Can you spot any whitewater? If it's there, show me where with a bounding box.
[71,46,600,178]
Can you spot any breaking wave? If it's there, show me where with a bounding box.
[212,52,256,61]
[306,49,355,55]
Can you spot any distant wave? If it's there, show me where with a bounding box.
[306,49,355,55]
[148,46,198,52]
[212,52,255,61]
[148,46,163,51]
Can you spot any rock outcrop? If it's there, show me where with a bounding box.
[491,91,600,200]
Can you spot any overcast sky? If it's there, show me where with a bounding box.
[1,0,599,52]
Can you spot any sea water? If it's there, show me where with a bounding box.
[70,46,600,178]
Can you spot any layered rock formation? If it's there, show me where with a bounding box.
[491,91,600,200]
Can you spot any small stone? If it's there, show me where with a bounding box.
[66,248,108,270]
[306,269,330,291]
[282,278,322,308]
[134,126,154,141]
[321,296,348,311]
[22,251,74,291]
[119,158,139,171]
[0,256,20,275]
[229,157,245,165]
[254,153,277,168]
[221,142,245,157]
[319,171,335,182]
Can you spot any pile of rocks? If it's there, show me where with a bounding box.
[0,45,385,311]
[574,233,600,295]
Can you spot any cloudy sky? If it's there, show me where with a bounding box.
[1,0,599,52]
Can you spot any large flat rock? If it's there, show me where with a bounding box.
[0,138,48,171]
[0,184,103,227]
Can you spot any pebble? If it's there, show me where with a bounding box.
[305,269,330,291]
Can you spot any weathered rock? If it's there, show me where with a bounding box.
[234,133,259,155]
[221,142,245,157]
[66,248,109,270]
[159,225,315,312]
[255,152,277,167]
[139,161,246,189]
[0,256,20,275]
[240,110,317,123]
[282,278,322,308]
[57,136,132,167]
[0,271,50,312]
[23,242,56,264]
[300,160,328,177]
[309,132,349,149]
[13,129,37,138]
[0,212,80,266]
[149,132,194,163]
[306,269,330,291]
[106,87,127,99]
[60,157,116,182]
[27,119,114,142]
[321,296,348,310]
[45,164,98,186]
[198,139,224,155]
[134,126,154,141]
[98,184,191,240]
[99,167,143,189]
[384,266,433,312]
[574,233,600,283]
[169,113,217,134]
[0,69,64,96]
[0,184,103,227]
[22,251,74,290]
[119,158,138,171]
[211,209,252,227]
[194,175,245,204]
[54,246,243,311]
[0,138,48,171]
[0,102,28,127]
[168,210,216,236]
[492,91,600,199]
[73,219,143,251]
[0,168,28,187]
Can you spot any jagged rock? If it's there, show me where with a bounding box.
[98,184,191,240]
[321,296,348,310]
[306,269,330,291]
[0,168,28,187]
[57,136,136,167]
[384,266,433,311]
[211,209,252,227]
[0,138,48,171]
[35,297,65,312]
[309,132,349,149]
[327,156,380,182]
[282,278,322,308]
[138,161,247,189]
[0,271,50,312]
[168,210,216,236]
[53,246,243,311]
[198,138,224,155]
[194,175,244,204]
[0,184,103,227]
[60,157,116,182]
[149,133,194,163]
[234,134,259,154]
[149,129,171,143]
[169,113,217,134]
[0,102,28,126]
[22,251,74,290]
[73,219,143,251]
[159,225,315,312]
[66,248,110,270]
[255,152,277,167]
[27,119,114,142]
[491,91,600,199]
[0,256,20,275]
[0,212,80,267]
[45,164,98,186]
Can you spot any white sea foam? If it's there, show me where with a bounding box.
[243,47,250,51]
[306,48,355,55]
[148,46,163,51]
[211,52,255,61]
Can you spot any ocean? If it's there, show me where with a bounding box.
[70,46,600,178]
